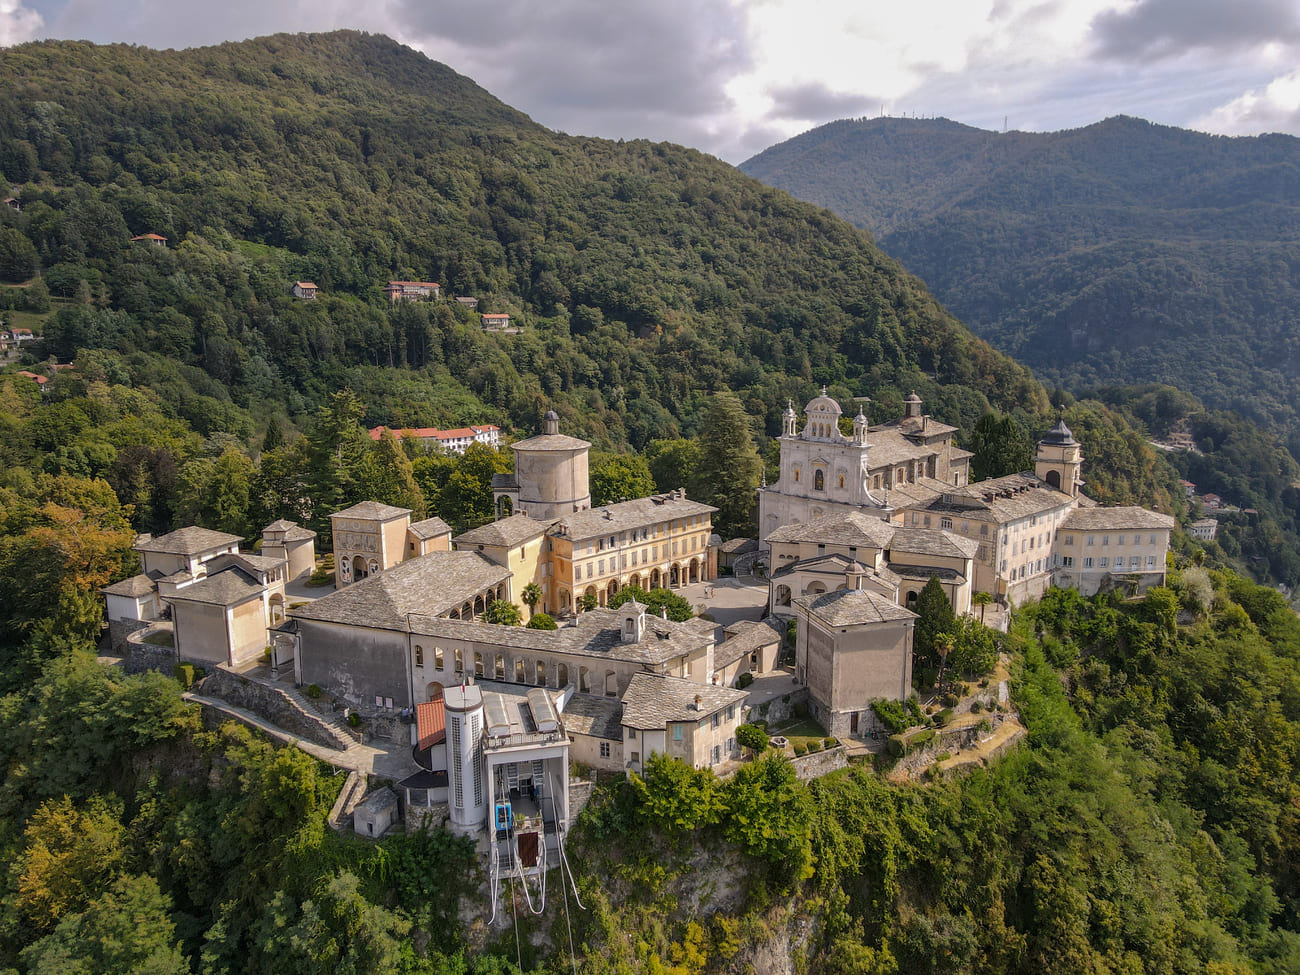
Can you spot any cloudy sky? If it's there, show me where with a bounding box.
[5,0,1300,162]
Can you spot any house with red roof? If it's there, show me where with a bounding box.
[481,312,511,331]
[369,424,501,454]
[291,281,319,299]
[131,233,167,247]
[383,280,440,302]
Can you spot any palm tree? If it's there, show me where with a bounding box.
[934,632,955,692]
[973,590,993,624]
[521,582,542,617]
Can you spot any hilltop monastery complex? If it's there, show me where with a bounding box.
[101,394,1174,877]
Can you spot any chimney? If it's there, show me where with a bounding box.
[694,694,703,711]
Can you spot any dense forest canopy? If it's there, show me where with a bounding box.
[0,31,1048,456]
[740,116,1300,451]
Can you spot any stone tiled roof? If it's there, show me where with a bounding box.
[165,566,264,607]
[331,500,412,522]
[719,537,758,555]
[265,519,317,541]
[888,527,980,559]
[209,552,285,574]
[889,564,967,583]
[771,552,859,578]
[911,472,1074,523]
[714,620,782,671]
[1060,507,1176,531]
[135,526,243,556]
[887,476,952,507]
[766,510,896,547]
[406,607,715,668]
[559,692,623,741]
[620,673,746,729]
[408,516,453,540]
[455,513,549,548]
[551,494,716,542]
[793,588,917,626]
[862,426,938,467]
[291,552,510,629]
[358,787,399,814]
[100,572,159,598]
[512,433,591,452]
[771,554,902,590]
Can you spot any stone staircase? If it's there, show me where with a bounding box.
[197,668,355,752]
[276,680,365,748]
[327,769,370,832]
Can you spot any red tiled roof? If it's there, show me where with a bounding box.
[481,313,509,319]
[416,698,446,750]
[295,281,318,289]
[385,281,439,288]
[131,233,167,241]
[16,371,48,385]
[368,424,500,442]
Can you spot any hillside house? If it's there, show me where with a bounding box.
[481,312,510,330]
[3,197,19,212]
[368,424,502,454]
[1190,518,1218,541]
[291,281,319,299]
[131,233,167,247]
[383,280,440,302]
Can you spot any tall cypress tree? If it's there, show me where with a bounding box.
[913,575,957,679]
[692,392,762,538]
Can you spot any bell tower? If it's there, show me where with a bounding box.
[1036,417,1084,497]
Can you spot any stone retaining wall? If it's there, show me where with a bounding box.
[748,687,808,726]
[198,669,352,751]
[790,745,848,782]
[568,779,596,824]
[109,618,151,655]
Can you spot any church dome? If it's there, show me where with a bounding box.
[904,391,922,404]
[1040,417,1077,446]
[544,409,559,421]
[805,388,842,416]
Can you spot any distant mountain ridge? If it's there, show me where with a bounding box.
[741,116,1300,446]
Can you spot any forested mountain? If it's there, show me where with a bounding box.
[0,31,1046,456]
[740,116,1300,449]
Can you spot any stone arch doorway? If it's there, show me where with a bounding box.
[776,584,792,607]
[669,563,680,587]
[426,682,444,701]
[353,555,367,580]
[650,568,662,589]
[269,593,285,625]
[688,559,700,584]
[1045,470,1061,491]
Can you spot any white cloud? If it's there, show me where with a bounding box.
[15,0,1300,159]
[0,0,43,46]
[1193,68,1300,135]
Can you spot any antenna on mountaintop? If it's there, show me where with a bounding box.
[1004,116,1008,133]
